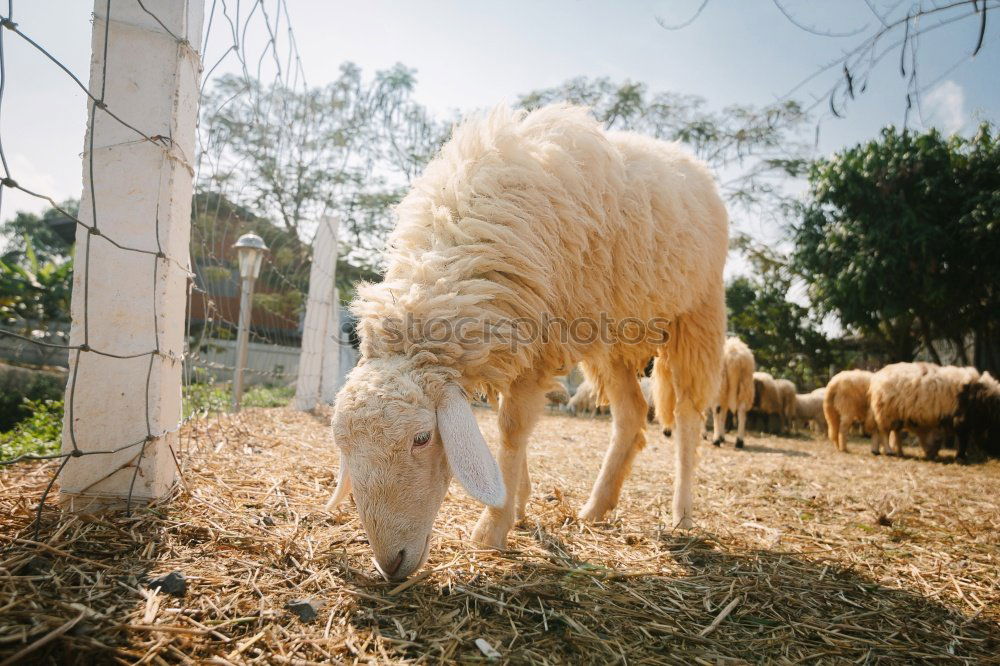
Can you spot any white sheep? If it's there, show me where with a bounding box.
[750,371,781,432]
[639,376,657,422]
[774,378,797,432]
[710,337,755,448]
[869,362,980,459]
[566,378,606,416]
[823,369,875,452]
[330,105,728,580]
[544,378,571,408]
[794,388,827,433]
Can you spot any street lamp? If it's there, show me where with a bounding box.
[232,232,268,411]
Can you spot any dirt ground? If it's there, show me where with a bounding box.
[1,406,998,664]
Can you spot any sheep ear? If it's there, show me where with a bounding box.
[437,384,506,508]
[324,455,352,510]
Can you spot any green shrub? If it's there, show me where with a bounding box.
[182,382,294,418]
[243,384,295,408]
[0,398,62,460]
[0,364,65,431]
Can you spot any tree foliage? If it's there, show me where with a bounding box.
[791,124,1000,371]
[517,76,810,212]
[199,63,450,270]
[0,203,76,349]
[726,236,839,389]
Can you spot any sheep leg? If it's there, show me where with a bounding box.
[711,405,724,446]
[919,431,941,461]
[870,427,883,455]
[515,455,531,522]
[669,301,724,529]
[651,354,675,438]
[735,406,747,449]
[888,429,904,456]
[579,365,648,522]
[470,379,545,550]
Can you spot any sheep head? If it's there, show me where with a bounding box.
[330,356,505,581]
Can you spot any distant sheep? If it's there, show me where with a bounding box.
[545,379,570,408]
[955,371,1000,461]
[749,371,782,433]
[567,379,607,416]
[794,388,826,433]
[823,370,875,452]
[329,104,728,579]
[639,376,656,422]
[710,337,755,448]
[774,379,797,432]
[869,362,980,460]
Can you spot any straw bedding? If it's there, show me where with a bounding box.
[1,407,998,664]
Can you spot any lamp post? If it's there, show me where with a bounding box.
[232,232,268,411]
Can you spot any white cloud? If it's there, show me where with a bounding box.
[923,80,967,135]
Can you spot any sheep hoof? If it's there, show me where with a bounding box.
[735,438,744,449]
[871,449,881,456]
[712,437,723,447]
[662,428,671,438]
[471,515,510,551]
[578,501,611,523]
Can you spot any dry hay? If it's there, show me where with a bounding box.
[1,407,998,664]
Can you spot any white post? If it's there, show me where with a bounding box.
[320,287,341,404]
[231,274,255,410]
[60,0,204,507]
[293,216,339,410]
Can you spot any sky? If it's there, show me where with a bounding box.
[1,0,997,251]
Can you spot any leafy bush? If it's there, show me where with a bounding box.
[243,384,295,408]
[0,398,62,460]
[183,382,230,419]
[0,364,65,431]
[183,382,294,418]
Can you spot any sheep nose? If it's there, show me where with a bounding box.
[375,549,405,580]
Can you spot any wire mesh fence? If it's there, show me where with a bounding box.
[0,0,352,539]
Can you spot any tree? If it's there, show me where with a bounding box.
[517,77,810,214]
[725,236,839,389]
[198,63,450,270]
[791,124,1000,372]
[0,200,78,265]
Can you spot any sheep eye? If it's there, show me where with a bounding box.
[413,431,432,448]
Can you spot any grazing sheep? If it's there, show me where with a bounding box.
[869,362,979,460]
[566,379,606,416]
[823,370,875,452]
[774,378,797,433]
[639,376,656,422]
[330,105,728,579]
[794,388,827,433]
[710,337,755,448]
[544,379,571,408]
[749,371,782,433]
[955,372,1000,461]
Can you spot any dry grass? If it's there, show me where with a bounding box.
[2,407,998,664]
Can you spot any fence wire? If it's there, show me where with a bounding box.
[0,0,324,540]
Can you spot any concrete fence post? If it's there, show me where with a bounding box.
[293,215,339,411]
[320,287,341,405]
[60,0,205,507]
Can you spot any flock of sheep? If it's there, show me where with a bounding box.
[328,104,999,581]
[560,344,1000,464]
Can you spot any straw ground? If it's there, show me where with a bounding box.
[2,407,998,663]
